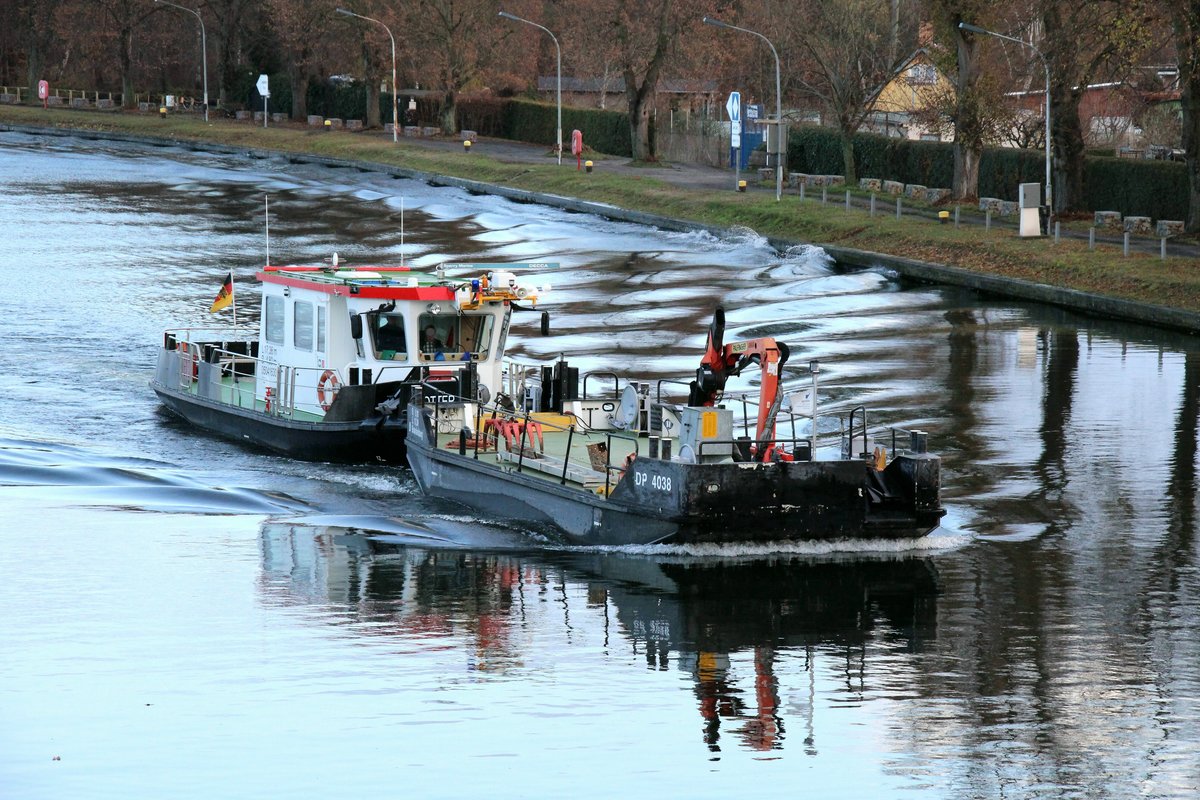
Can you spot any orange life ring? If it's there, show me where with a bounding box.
[317,369,341,411]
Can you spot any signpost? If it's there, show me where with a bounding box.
[726,91,741,192]
[37,80,48,109]
[256,74,270,129]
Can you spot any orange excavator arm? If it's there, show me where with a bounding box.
[688,307,790,451]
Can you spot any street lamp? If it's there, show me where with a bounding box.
[337,8,398,143]
[155,0,208,122]
[959,21,1052,215]
[499,11,561,165]
[703,16,782,202]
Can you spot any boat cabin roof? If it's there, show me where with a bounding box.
[258,266,455,301]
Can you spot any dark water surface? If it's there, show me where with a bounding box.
[1,131,1198,798]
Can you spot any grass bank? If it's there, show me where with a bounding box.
[4,104,1198,314]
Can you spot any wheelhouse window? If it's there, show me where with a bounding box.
[264,295,284,345]
[370,312,407,360]
[417,313,495,361]
[316,305,326,353]
[294,301,314,351]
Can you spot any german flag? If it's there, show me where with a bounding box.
[210,272,234,313]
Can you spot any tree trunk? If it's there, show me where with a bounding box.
[289,68,308,121]
[1173,3,1200,232]
[440,89,457,135]
[953,146,980,202]
[25,34,43,106]
[366,81,382,130]
[628,96,654,161]
[119,24,135,108]
[1051,84,1086,213]
[839,131,857,184]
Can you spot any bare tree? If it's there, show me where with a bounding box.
[1168,1,1200,230]
[785,0,915,183]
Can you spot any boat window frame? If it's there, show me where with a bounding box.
[316,305,327,354]
[370,311,408,361]
[417,312,495,362]
[294,300,315,351]
[264,295,285,345]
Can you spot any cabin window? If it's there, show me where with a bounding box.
[316,305,326,353]
[294,301,314,351]
[264,295,284,345]
[370,312,407,360]
[417,313,495,361]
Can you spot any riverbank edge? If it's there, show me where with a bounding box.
[7,120,1199,334]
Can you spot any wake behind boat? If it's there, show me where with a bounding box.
[151,258,548,463]
[405,307,946,545]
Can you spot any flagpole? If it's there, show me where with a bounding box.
[231,272,238,329]
[265,194,271,266]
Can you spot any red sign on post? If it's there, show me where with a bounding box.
[38,80,49,108]
[571,129,583,170]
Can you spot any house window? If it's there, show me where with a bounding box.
[294,301,314,351]
[907,64,936,85]
[264,295,284,345]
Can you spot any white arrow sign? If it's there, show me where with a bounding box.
[256,74,270,97]
[726,91,741,148]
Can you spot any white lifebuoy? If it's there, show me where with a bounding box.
[317,369,341,411]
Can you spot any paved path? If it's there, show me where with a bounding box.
[397,130,1200,259]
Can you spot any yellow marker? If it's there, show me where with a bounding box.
[585,160,593,173]
[701,411,717,438]
[464,139,472,151]
[938,210,950,224]
[737,180,747,192]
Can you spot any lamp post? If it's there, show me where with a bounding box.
[703,16,782,202]
[155,0,208,122]
[499,11,561,165]
[337,8,398,143]
[959,21,1052,215]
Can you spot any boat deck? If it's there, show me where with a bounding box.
[433,414,633,495]
[175,374,324,423]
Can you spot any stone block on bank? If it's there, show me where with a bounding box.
[805,174,827,187]
[1094,210,1122,229]
[138,101,152,112]
[47,96,64,106]
[883,180,904,195]
[825,175,845,187]
[978,197,1015,215]
[0,94,18,104]
[859,178,881,191]
[403,126,420,137]
[421,126,440,137]
[1157,220,1185,238]
[788,172,808,188]
[96,99,114,109]
[69,97,90,109]
[253,111,265,122]
[345,119,363,131]
[326,118,344,129]
[904,184,928,201]
[759,168,773,181]
[307,115,324,127]
[926,188,952,204]
[460,129,477,143]
[272,113,286,123]
[236,110,251,121]
[1124,216,1152,235]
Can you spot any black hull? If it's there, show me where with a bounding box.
[406,408,944,546]
[152,380,408,464]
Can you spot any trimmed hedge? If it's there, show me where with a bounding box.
[1085,157,1189,222]
[496,99,632,157]
[787,124,1188,219]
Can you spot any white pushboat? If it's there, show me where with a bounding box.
[151,259,546,463]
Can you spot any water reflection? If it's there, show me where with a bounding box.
[258,522,939,756]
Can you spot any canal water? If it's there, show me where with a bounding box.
[1,130,1197,798]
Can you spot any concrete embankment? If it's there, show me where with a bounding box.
[5,120,1199,334]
